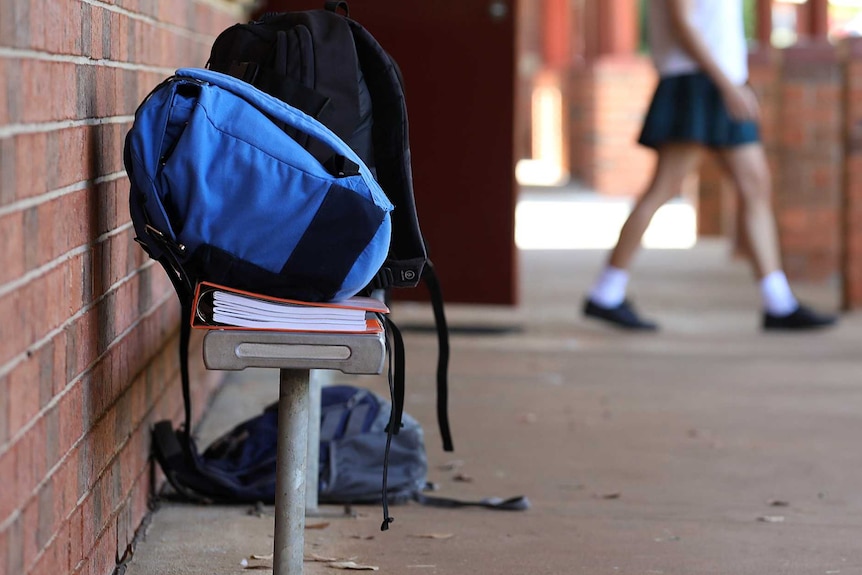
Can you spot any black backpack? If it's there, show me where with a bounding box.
[148,1,454,521]
[204,2,453,450]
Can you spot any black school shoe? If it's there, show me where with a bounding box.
[763,304,837,331]
[583,298,658,331]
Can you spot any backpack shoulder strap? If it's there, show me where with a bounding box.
[346,23,454,453]
[347,21,428,289]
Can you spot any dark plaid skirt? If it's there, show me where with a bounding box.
[638,72,759,150]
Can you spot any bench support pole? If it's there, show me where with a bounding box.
[273,368,309,575]
[305,371,322,513]
[201,330,386,574]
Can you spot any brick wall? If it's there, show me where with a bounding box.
[842,38,862,308]
[0,1,251,574]
[568,55,657,196]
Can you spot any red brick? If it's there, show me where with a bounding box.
[67,506,84,572]
[0,524,8,575]
[0,58,6,126]
[21,499,38,572]
[51,331,67,397]
[0,375,8,447]
[66,188,93,251]
[43,267,68,336]
[8,356,40,438]
[79,493,96,557]
[30,535,67,575]
[63,451,81,515]
[28,414,48,491]
[5,516,23,575]
[0,291,25,365]
[89,413,117,480]
[7,432,33,506]
[37,197,65,269]
[89,517,118,575]
[15,132,48,203]
[107,11,121,62]
[0,447,17,523]
[36,481,55,550]
[62,382,84,447]
[63,255,85,324]
[66,312,97,382]
[56,127,90,188]
[113,446,131,502]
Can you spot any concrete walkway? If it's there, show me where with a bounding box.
[124,241,862,575]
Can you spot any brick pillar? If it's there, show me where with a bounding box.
[543,0,572,68]
[568,57,657,195]
[841,38,862,309]
[584,0,638,59]
[774,43,843,282]
[810,0,829,39]
[756,0,772,47]
[696,154,731,237]
[798,0,829,39]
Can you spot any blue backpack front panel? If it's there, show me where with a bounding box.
[126,68,393,302]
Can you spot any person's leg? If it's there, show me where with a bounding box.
[606,144,704,271]
[717,143,836,329]
[584,144,702,329]
[715,143,779,279]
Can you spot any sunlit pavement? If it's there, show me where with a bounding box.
[516,187,696,251]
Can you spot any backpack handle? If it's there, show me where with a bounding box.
[324,1,349,17]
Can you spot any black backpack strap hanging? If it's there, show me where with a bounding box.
[348,20,454,453]
[421,261,453,451]
[413,492,531,511]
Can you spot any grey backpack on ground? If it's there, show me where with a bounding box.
[319,385,427,504]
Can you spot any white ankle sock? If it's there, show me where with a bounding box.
[760,271,798,316]
[589,266,629,308]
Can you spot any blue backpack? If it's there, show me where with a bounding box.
[125,67,392,304]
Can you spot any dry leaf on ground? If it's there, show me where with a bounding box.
[306,522,331,530]
[328,560,379,570]
[305,553,340,563]
[410,533,454,540]
[518,413,537,423]
[597,492,621,500]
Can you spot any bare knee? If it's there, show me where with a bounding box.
[736,164,772,208]
[719,144,772,208]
